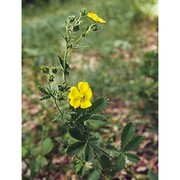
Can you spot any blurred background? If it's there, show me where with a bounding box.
[22,0,158,179]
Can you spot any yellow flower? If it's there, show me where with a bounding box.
[68,82,93,109]
[87,12,106,23]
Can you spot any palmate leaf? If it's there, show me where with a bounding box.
[88,97,109,113]
[69,128,86,141]
[121,122,135,150]
[124,152,140,163]
[37,85,49,95]
[114,154,126,172]
[39,95,51,101]
[85,143,94,161]
[89,170,101,180]
[53,110,76,123]
[123,135,144,152]
[76,114,107,123]
[66,141,86,156]
[99,154,111,169]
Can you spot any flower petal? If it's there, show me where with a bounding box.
[80,99,92,109]
[78,82,89,94]
[84,88,92,100]
[68,86,80,99]
[70,98,81,108]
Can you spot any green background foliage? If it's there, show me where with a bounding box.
[22,0,158,179]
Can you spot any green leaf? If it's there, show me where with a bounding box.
[123,136,144,152]
[37,85,49,95]
[124,152,140,163]
[147,169,158,180]
[38,156,47,168]
[91,144,102,155]
[106,144,119,153]
[22,146,28,158]
[66,141,86,156]
[85,143,94,161]
[89,114,107,122]
[121,122,135,150]
[114,154,126,172]
[58,55,64,69]
[75,159,85,175]
[88,97,109,113]
[100,154,111,169]
[39,95,51,101]
[69,128,86,141]
[76,113,91,123]
[42,138,54,155]
[89,170,101,180]
[54,110,75,123]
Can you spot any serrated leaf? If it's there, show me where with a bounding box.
[89,114,107,122]
[88,97,109,113]
[91,144,102,155]
[42,138,54,155]
[121,122,135,150]
[100,154,111,169]
[37,85,49,95]
[147,169,158,180]
[85,143,94,161]
[39,95,51,101]
[76,113,91,123]
[57,55,64,69]
[66,141,86,156]
[75,159,85,175]
[89,170,101,180]
[124,152,140,163]
[106,144,119,152]
[53,110,75,122]
[76,114,107,124]
[69,128,86,141]
[123,136,144,152]
[114,154,126,172]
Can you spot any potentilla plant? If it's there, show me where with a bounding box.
[38,8,143,179]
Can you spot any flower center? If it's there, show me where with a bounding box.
[80,93,85,100]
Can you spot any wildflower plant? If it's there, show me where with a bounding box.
[38,8,143,179]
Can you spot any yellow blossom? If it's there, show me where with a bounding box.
[87,12,106,23]
[68,82,93,109]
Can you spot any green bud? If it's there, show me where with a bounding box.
[52,67,58,74]
[42,65,49,74]
[48,74,54,82]
[82,31,86,37]
[58,84,64,91]
[73,24,80,32]
[68,15,75,23]
[80,8,87,16]
[91,24,99,31]
[67,43,73,49]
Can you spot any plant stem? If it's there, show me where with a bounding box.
[48,82,63,114]
[53,97,63,114]
[99,148,115,160]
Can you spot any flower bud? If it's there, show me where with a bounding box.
[52,67,58,74]
[42,65,49,74]
[73,24,80,31]
[48,74,54,82]
[91,24,99,31]
[58,84,64,91]
[80,8,87,16]
[68,15,75,23]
